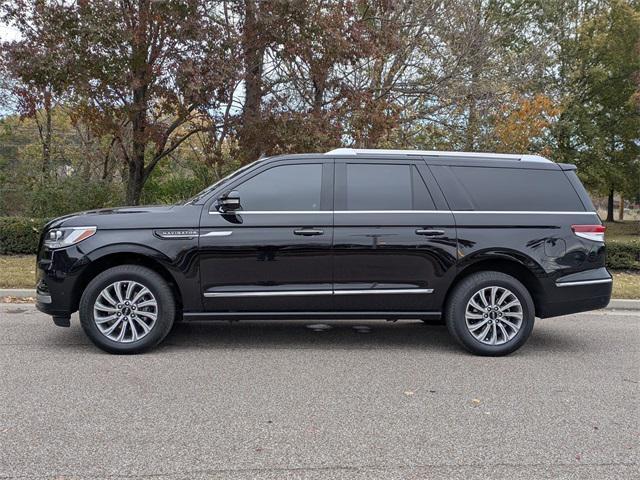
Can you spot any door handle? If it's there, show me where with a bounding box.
[294,228,324,236]
[415,229,445,236]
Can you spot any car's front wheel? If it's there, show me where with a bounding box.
[445,271,535,356]
[79,265,175,354]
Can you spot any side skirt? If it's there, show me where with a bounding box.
[182,311,442,322]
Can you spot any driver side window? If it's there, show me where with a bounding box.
[235,163,323,211]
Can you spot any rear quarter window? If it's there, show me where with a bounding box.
[432,165,586,212]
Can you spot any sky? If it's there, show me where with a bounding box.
[0,22,20,41]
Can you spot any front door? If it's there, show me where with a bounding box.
[332,158,457,313]
[199,159,334,312]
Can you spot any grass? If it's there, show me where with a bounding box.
[604,220,639,242]
[0,253,638,299]
[612,271,640,299]
[0,255,35,289]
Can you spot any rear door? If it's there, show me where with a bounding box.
[332,157,457,313]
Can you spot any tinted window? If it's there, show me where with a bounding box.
[236,163,322,211]
[445,166,585,211]
[345,163,434,210]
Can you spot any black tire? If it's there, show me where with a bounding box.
[445,271,535,356]
[79,265,175,354]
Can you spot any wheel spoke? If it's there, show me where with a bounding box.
[502,311,523,320]
[476,323,491,341]
[125,281,135,300]
[497,323,510,341]
[95,314,118,324]
[100,289,118,307]
[478,290,489,307]
[135,310,157,320]
[469,297,485,312]
[131,287,150,304]
[136,300,156,308]
[128,318,138,341]
[501,299,520,311]
[132,316,151,334]
[496,289,510,307]
[468,318,490,332]
[501,318,520,330]
[102,317,122,335]
[95,302,118,313]
[113,282,125,303]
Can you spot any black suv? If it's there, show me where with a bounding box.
[36,149,612,355]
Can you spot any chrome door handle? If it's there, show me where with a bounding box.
[415,229,445,236]
[294,228,324,236]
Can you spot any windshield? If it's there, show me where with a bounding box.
[187,158,266,204]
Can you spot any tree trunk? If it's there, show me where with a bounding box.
[126,159,145,206]
[126,2,150,205]
[42,88,52,179]
[239,0,265,163]
[606,188,615,222]
[619,194,624,221]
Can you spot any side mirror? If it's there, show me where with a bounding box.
[217,190,241,212]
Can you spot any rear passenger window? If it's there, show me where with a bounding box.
[345,163,435,210]
[437,166,585,212]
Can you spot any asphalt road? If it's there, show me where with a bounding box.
[0,305,638,480]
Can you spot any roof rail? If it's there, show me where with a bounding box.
[324,148,552,163]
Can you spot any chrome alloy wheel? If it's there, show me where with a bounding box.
[465,286,523,346]
[93,281,158,343]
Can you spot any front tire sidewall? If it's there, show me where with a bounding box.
[79,267,174,354]
[447,273,534,356]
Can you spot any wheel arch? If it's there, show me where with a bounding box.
[71,247,184,313]
[445,254,544,316]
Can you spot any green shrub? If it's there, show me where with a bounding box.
[0,217,49,255]
[27,178,123,218]
[607,239,640,271]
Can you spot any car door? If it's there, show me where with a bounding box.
[332,157,457,313]
[199,158,334,312]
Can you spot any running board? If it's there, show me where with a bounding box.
[182,311,441,322]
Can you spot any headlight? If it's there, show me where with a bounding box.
[44,226,97,249]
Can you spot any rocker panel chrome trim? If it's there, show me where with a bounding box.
[203,288,434,298]
[555,278,613,287]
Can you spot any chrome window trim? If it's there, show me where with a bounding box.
[208,210,596,215]
[209,210,331,215]
[451,211,596,215]
[204,288,434,298]
[555,278,612,287]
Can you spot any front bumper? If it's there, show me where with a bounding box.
[36,245,86,324]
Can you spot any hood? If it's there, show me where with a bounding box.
[47,204,201,230]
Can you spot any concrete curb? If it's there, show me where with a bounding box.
[606,299,640,310]
[1,289,36,298]
[1,288,639,310]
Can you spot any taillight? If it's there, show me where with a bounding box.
[571,224,606,242]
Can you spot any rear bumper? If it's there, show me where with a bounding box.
[537,268,612,318]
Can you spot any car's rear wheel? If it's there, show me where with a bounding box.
[445,271,534,356]
[79,265,175,354]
